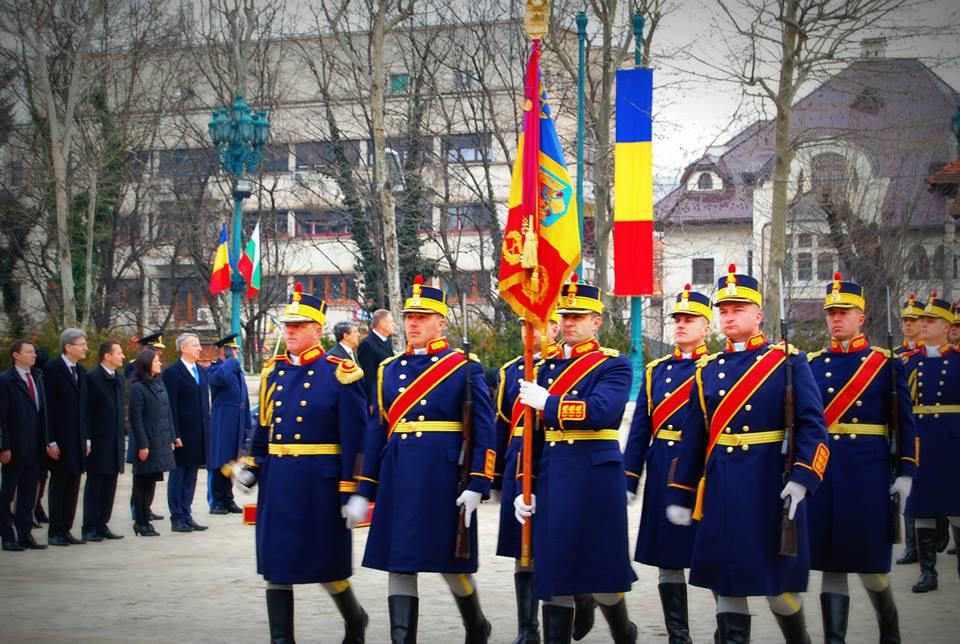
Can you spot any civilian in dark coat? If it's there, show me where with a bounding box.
[206,334,250,514]
[329,321,360,361]
[162,333,210,532]
[82,340,127,541]
[128,350,176,536]
[356,309,395,411]
[33,347,50,525]
[0,340,48,550]
[42,328,90,546]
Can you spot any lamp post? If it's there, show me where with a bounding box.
[208,92,270,365]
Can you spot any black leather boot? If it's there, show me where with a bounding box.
[896,517,917,564]
[773,606,811,644]
[542,605,574,644]
[866,586,901,644]
[820,593,849,644]
[658,583,692,644]
[511,572,540,644]
[598,598,637,644]
[388,595,418,644]
[454,592,492,644]
[265,588,295,644]
[912,527,939,592]
[571,594,595,641]
[331,586,368,644]
[715,613,751,644]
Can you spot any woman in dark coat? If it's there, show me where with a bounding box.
[128,350,176,536]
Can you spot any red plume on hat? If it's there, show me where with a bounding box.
[726,263,737,287]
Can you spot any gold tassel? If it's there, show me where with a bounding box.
[692,476,706,521]
[521,215,538,269]
[529,266,540,295]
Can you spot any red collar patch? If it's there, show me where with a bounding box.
[406,337,450,355]
[830,334,869,353]
[567,338,600,357]
[725,333,766,353]
[674,344,709,359]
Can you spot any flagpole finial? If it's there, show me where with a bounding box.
[524,0,549,39]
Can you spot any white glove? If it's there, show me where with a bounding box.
[514,493,536,525]
[890,476,912,512]
[343,495,370,529]
[627,490,637,505]
[518,380,550,411]
[780,481,807,521]
[456,490,483,528]
[231,461,258,494]
[666,505,692,526]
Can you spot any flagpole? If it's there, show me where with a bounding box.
[520,319,535,568]
[575,11,587,278]
[629,12,645,397]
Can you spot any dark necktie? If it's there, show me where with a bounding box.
[70,365,78,383]
[26,373,37,408]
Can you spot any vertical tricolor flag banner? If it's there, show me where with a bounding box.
[209,223,231,296]
[614,68,654,295]
[499,40,581,325]
[238,220,261,298]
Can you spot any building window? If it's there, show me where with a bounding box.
[293,274,358,304]
[443,133,492,164]
[442,271,490,303]
[366,136,433,167]
[156,148,215,180]
[248,210,290,238]
[260,143,290,173]
[453,69,476,91]
[907,245,929,280]
[294,210,350,237]
[111,278,142,312]
[446,203,496,231]
[811,152,848,205]
[797,232,813,248]
[157,277,208,325]
[697,173,713,190]
[816,252,834,281]
[796,252,813,281]
[691,258,714,285]
[295,140,360,171]
[389,73,410,94]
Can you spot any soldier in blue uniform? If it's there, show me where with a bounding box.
[894,293,924,564]
[664,265,829,644]
[806,274,917,642]
[127,332,166,523]
[513,278,638,644]
[232,284,369,643]
[206,334,249,514]
[493,315,560,644]
[623,284,711,644]
[903,292,960,592]
[345,276,497,644]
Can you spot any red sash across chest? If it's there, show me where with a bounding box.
[386,352,467,437]
[508,351,608,432]
[821,349,887,428]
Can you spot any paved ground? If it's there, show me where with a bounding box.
[2,404,958,642]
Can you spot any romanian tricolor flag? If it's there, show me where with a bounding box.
[499,40,581,325]
[614,68,654,295]
[209,224,231,296]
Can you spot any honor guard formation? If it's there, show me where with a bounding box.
[3,269,959,644]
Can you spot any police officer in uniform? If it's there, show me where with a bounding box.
[664,265,829,644]
[345,276,496,644]
[514,278,638,644]
[806,274,917,642]
[207,334,249,514]
[233,284,368,643]
[624,285,711,644]
[493,315,560,644]
[903,292,960,592]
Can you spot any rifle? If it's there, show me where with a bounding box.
[779,269,798,557]
[454,298,474,559]
[885,287,903,544]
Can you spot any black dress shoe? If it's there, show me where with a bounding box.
[19,535,48,550]
[134,523,160,537]
[84,531,104,542]
[63,531,85,545]
[2,540,26,551]
[97,527,124,540]
[170,520,194,533]
[48,535,70,546]
[225,501,244,514]
[35,509,49,523]
[150,511,164,521]
[186,518,208,531]
[210,506,229,515]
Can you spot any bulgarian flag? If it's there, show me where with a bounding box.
[238,220,261,298]
[209,224,231,295]
[498,40,581,325]
[613,68,654,295]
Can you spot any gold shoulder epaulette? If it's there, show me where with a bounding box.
[807,349,826,362]
[770,342,800,355]
[600,347,620,357]
[333,358,364,384]
[695,352,720,368]
[646,354,672,370]
[502,355,523,370]
[871,346,892,358]
[454,348,481,362]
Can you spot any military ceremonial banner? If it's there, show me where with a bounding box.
[239,220,262,298]
[209,223,231,295]
[614,68,654,295]
[498,40,581,325]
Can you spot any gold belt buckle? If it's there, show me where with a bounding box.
[730,434,742,446]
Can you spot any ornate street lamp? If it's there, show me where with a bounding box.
[208,92,270,362]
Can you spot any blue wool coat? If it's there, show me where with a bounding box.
[665,337,829,597]
[904,344,960,518]
[623,349,703,570]
[806,339,917,574]
[526,338,637,600]
[250,346,367,584]
[206,357,252,470]
[358,340,496,574]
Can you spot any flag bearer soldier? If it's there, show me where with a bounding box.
[664,265,829,644]
[902,292,960,592]
[623,284,711,644]
[493,314,561,644]
[513,278,638,644]
[806,274,917,642]
[232,283,369,643]
[345,276,497,644]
